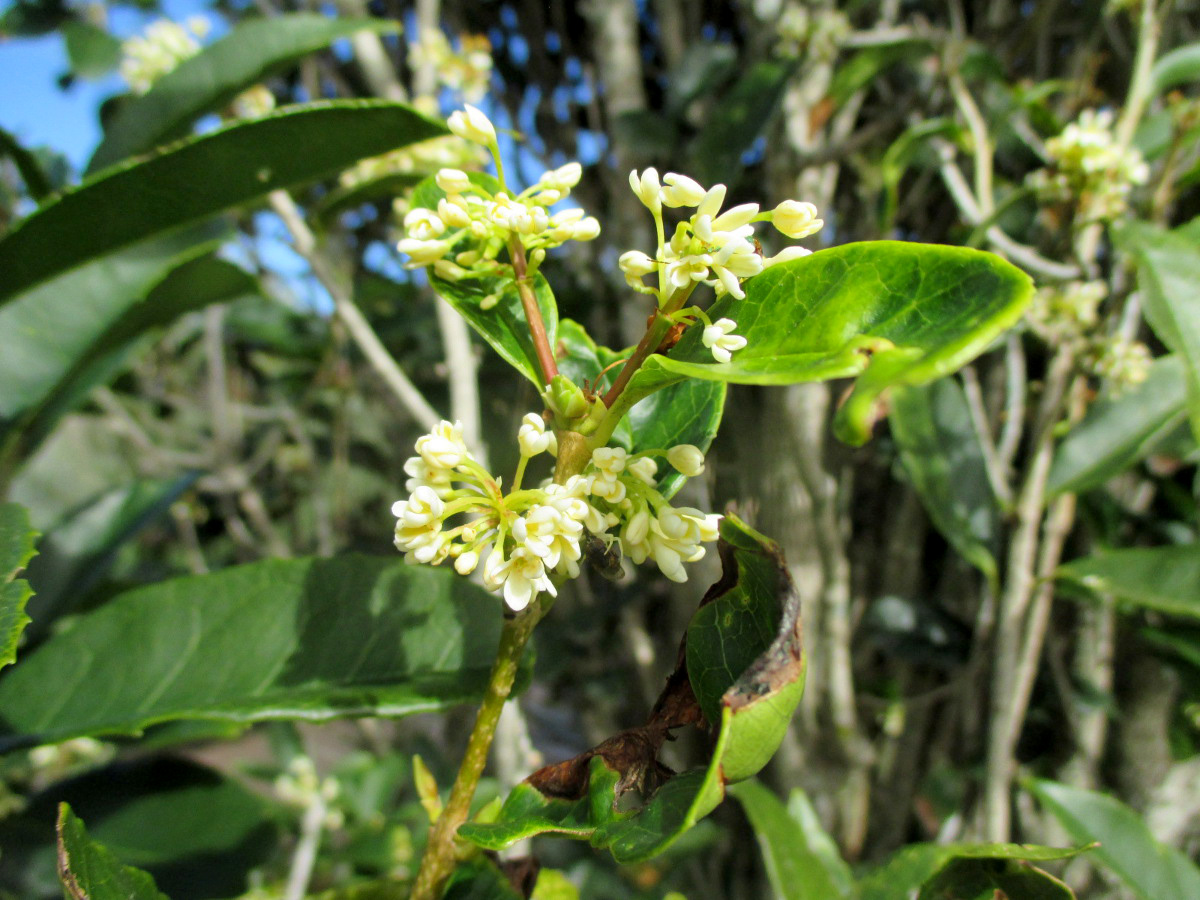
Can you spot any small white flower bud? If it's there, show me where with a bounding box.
[435,168,472,193]
[455,549,480,575]
[571,217,601,241]
[627,456,658,485]
[545,162,582,191]
[666,444,705,477]
[771,200,823,239]
[629,168,662,213]
[447,104,497,145]
[764,246,811,268]
[619,250,657,277]
[660,172,706,208]
[711,203,760,231]
[438,196,472,228]
[433,259,469,281]
[398,238,452,267]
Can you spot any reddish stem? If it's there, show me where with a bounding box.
[508,238,559,386]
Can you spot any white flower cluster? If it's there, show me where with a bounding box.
[391,419,719,611]
[1089,337,1151,388]
[275,756,344,831]
[397,106,600,282]
[1028,280,1106,345]
[1030,109,1149,221]
[119,17,208,94]
[410,32,493,102]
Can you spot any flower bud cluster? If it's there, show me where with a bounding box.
[1029,281,1150,389]
[1088,337,1151,389]
[275,756,345,831]
[763,2,850,62]
[119,17,209,94]
[1029,109,1149,221]
[391,420,720,610]
[410,32,493,103]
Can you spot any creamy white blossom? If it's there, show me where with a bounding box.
[447,103,497,145]
[771,200,824,239]
[666,444,706,477]
[629,168,663,214]
[518,413,557,457]
[702,318,748,363]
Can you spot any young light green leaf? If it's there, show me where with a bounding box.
[1119,223,1200,441]
[0,224,226,459]
[1028,778,1200,900]
[0,100,446,306]
[556,319,724,499]
[618,242,1033,446]
[1048,355,1188,496]
[0,555,531,750]
[890,377,999,583]
[1152,43,1200,94]
[728,779,850,900]
[1056,545,1200,619]
[89,15,402,172]
[857,841,1089,900]
[56,804,168,900]
[460,515,806,863]
[0,502,38,671]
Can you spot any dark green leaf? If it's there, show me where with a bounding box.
[1056,545,1200,619]
[0,126,53,201]
[61,20,121,80]
[317,172,425,221]
[829,40,934,107]
[618,242,1033,446]
[556,319,724,499]
[1048,355,1189,496]
[890,377,998,582]
[0,100,446,306]
[460,515,805,863]
[24,475,197,635]
[858,841,1089,900]
[729,780,850,900]
[89,15,401,172]
[0,554,530,750]
[444,857,523,899]
[1028,778,1200,900]
[0,502,37,671]
[0,224,226,458]
[692,61,792,184]
[1152,43,1200,94]
[55,804,167,900]
[1119,223,1200,441]
[917,856,1075,900]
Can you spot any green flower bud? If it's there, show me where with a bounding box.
[547,374,589,420]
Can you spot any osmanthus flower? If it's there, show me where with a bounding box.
[120,17,209,94]
[391,418,721,609]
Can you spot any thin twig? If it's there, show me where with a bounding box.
[961,366,1013,507]
[283,796,327,900]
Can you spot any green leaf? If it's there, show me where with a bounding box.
[0,502,38,671]
[1152,43,1200,94]
[556,320,725,499]
[0,555,530,750]
[1119,223,1200,440]
[61,20,121,81]
[830,40,934,107]
[409,172,558,387]
[1048,355,1189,496]
[0,126,53,201]
[0,100,446,306]
[917,856,1075,899]
[619,242,1033,446]
[460,515,805,863]
[55,804,167,900]
[1028,778,1200,900]
[89,15,401,172]
[0,225,227,458]
[692,60,792,185]
[857,841,1089,900]
[24,475,197,635]
[1056,545,1200,619]
[530,869,580,900]
[317,172,425,221]
[729,779,850,900]
[444,858,523,899]
[890,377,999,583]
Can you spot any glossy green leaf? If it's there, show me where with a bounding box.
[0,502,37,672]
[408,172,558,387]
[0,224,225,458]
[729,779,849,900]
[1028,778,1200,900]
[460,515,805,863]
[618,242,1033,446]
[56,804,167,900]
[890,377,999,582]
[4,757,276,899]
[917,857,1075,899]
[857,841,1089,900]
[556,319,725,499]
[1119,223,1200,440]
[1048,355,1188,496]
[24,475,197,635]
[0,554,530,750]
[1056,545,1200,619]
[1152,43,1200,94]
[0,126,53,201]
[61,20,121,80]
[89,15,401,172]
[692,60,792,185]
[0,100,446,306]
